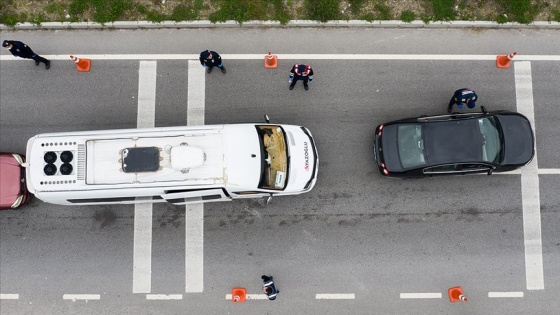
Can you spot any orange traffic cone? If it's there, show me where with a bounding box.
[264,52,278,69]
[448,286,468,302]
[496,52,516,69]
[70,55,91,72]
[232,287,246,303]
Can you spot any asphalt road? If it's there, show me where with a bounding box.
[1,28,559,314]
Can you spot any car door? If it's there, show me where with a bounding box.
[423,163,493,176]
[459,163,495,175]
[161,188,232,205]
[423,164,460,176]
[230,190,272,200]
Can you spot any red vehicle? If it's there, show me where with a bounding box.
[0,153,29,210]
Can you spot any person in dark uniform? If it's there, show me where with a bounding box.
[448,88,477,113]
[289,64,314,90]
[2,40,50,69]
[261,275,279,300]
[199,50,226,74]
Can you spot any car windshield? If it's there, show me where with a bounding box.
[477,116,502,163]
[396,116,503,169]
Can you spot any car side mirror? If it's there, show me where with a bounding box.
[487,168,493,175]
[266,194,273,204]
[264,115,270,123]
[481,106,487,114]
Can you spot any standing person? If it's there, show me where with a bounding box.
[2,40,50,69]
[199,50,226,74]
[289,64,314,91]
[261,275,279,300]
[447,88,477,113]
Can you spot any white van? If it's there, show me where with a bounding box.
[25,119,318,206]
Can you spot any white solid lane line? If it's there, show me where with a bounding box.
[62,294,101,300]
[494,168,560,175]
[3,54,560,61]
[515,61,544,291]
[133,201,154,293]
[316,294,356,299]
[146,294,183,300]
[187,60,205,126]
[185,203,204,293]
[0,294,19,299]
[488,292,524,298]
[133,61,157,294]
[137,60,157,129]
[539,168,560,175]
[400,293,442,299]
[185,60,205,293]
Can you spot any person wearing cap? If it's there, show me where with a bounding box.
[199,50,226,74]
[289,64,314,91]
[261,275,279,300]
[2,40,50,70]
[447,88,477,113]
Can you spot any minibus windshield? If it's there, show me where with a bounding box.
[257,125,288,190]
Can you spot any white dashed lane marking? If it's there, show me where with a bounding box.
[488,292,524,298]
[0,294,19,300]
[146,294,183,300]
[399,293,442,299]
[225,294,269,300]
[316,293,356,299]
[62,294,101,301]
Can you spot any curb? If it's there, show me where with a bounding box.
[1,20,560,31]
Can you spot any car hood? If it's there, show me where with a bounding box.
[283,125,318,192]
[0,156,21,207]
[497,114,535,166]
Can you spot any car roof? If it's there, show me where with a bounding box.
[423,118,483,165]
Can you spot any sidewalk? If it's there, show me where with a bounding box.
[2,19,560,30]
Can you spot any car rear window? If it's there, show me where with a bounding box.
[397,124,427,169]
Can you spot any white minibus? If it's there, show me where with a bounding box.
[25,119,318,206]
